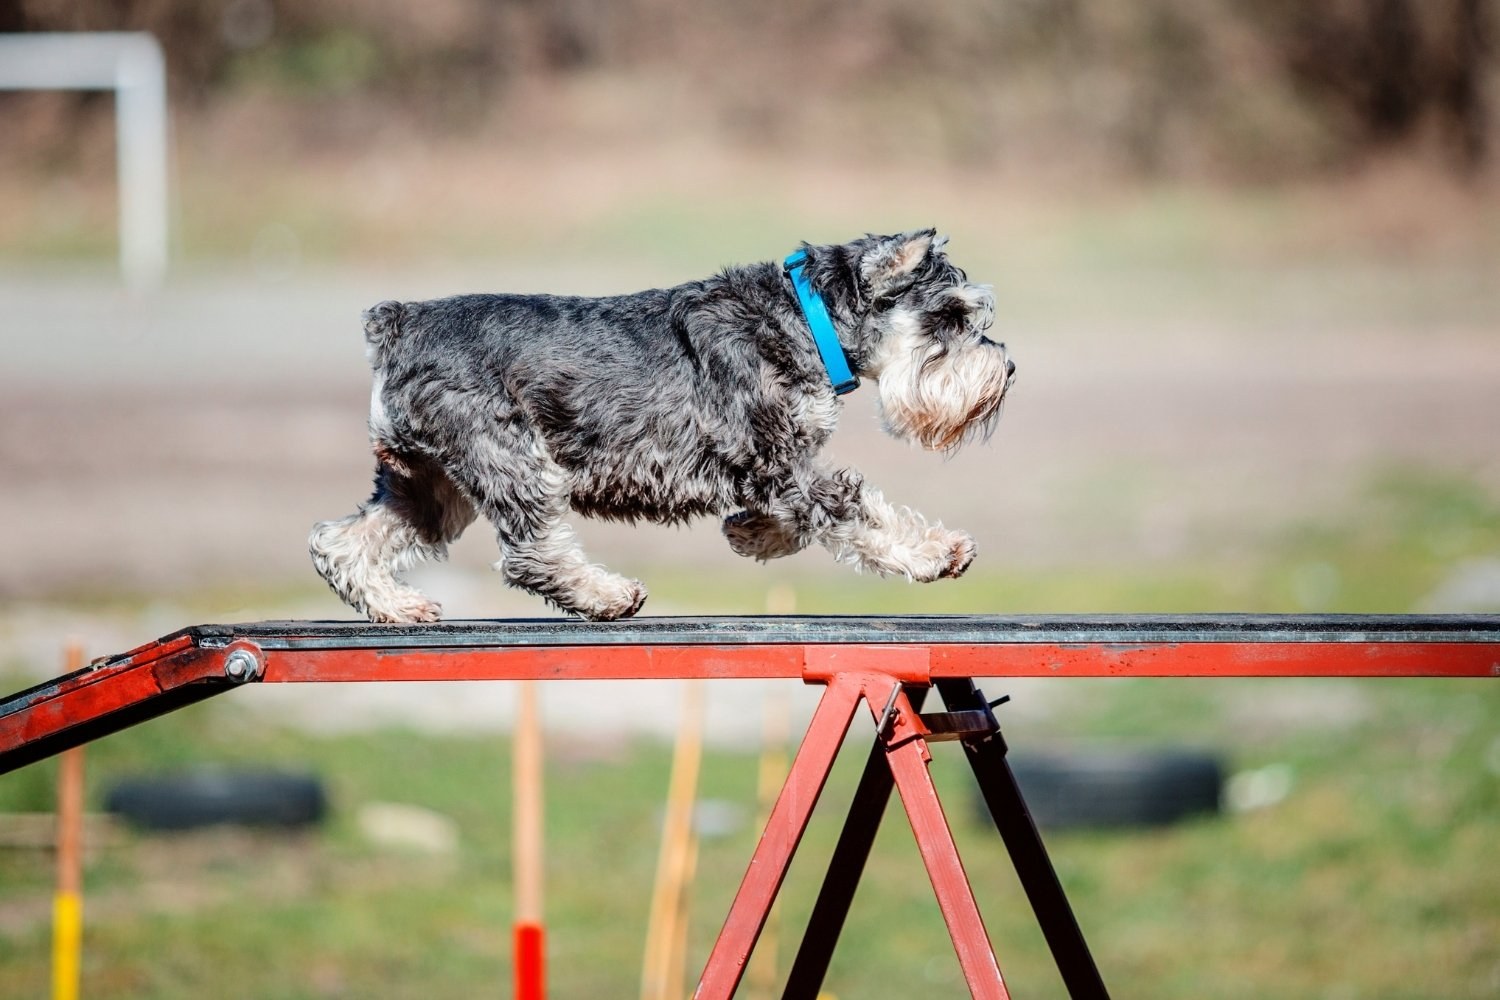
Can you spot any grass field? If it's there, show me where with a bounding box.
[1,467,1498,999]
[0,673,1496,998]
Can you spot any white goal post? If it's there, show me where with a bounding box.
[0,32,169,291]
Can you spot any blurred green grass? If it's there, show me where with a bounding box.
[1,675,1496,998]
[1,467,1498,997]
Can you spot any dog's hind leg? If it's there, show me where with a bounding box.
[446,421,648,621]
[309,454,476,623]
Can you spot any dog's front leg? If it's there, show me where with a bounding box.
[826,481,976,581]
[828,486,974,581]
[747,469,975,581]
[721,509,810,561]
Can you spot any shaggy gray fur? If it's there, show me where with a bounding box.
[310,230,1015,622]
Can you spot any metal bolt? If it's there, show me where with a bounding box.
[223,649,260,682]
[876,682,903,739]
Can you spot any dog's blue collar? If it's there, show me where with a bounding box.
[784,249,859,395]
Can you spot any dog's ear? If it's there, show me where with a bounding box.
[860,229,936,297]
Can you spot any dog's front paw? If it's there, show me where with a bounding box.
[367,590,443,624]
[939,531,976,579]
[903,527,974,582]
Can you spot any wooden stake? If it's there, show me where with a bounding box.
[748,584,795,999]
[513,681,545,1000]
[662,813,699,1000]
[52,642,86,1000]
[641,681,705,1000]
[746,689,792,1000]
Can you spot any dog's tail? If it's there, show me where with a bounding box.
[361,300,405,367]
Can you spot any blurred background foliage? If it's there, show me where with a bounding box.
[1,0,1493,179]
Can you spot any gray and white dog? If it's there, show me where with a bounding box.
[309,229,1015,623]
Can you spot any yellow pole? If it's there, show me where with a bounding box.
[641,681,705,1000]
[661,810,699,1000]
[53,642,86,1000]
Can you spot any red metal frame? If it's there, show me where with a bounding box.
[3,616,1497,997]
[4,630,1494,772]
[695,665,1010,999]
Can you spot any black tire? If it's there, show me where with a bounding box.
[987,748,1223,830]
[104,769,328,831]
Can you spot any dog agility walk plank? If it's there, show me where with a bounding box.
[2,614,1498,999]
[2,614,1498,774]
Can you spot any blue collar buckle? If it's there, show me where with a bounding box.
[784,249,860,395]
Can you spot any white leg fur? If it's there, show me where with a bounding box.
[820,486,975,582]
[309,506,445,623]
[498,520,647,621]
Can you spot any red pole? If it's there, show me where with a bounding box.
[514,922,544,1000]
[513,681,544,1000]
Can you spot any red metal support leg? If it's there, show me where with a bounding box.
[937,679,1109,999]
[876,687,1011,1000]
[693,672,864,1000]
[780,685,930,1000]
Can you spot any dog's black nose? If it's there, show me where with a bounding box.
[1005,358,1017,378]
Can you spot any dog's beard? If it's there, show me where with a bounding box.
[872,312,1012,452]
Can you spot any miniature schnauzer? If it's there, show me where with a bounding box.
[310,229,1015,622]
